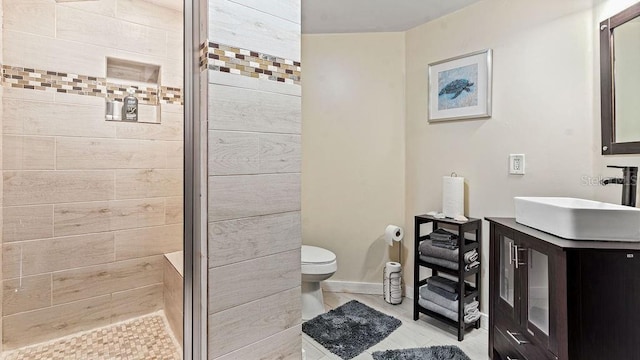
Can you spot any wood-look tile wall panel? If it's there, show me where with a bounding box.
[3,170,115,206]
[225,0,300,24]
[208,250,300,313]
[207,0,301,356]
[2,233,115,278]
[115,0,182,32]
[52,256,164,305]
[115,111,183,141]
[2,274,52,316]
[56,137,169,170]
[208,173,301,222]
[208,287,301,359]
[208,211,300,268]
[164,196,184,225]
[208,84,301,134]
[209,131,301,175]
[115,169,183,199]
[163,258,183,346]
[110,283,163,323]
[54,199,166,237]
[57,6,167,57]
[3,136,55,170]
[3,99,114,138]
[114,224,182,260]
[2,295,113,350]
[3,0,55,37]
[208,0,300,62]
[214,325,302,360]
[3,205,53,242]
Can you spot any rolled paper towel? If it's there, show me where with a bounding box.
[385,225,404,246]
[442,175,464,219]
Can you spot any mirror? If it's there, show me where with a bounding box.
[601,2,640,154]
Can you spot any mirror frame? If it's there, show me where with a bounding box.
[601,2,640,155]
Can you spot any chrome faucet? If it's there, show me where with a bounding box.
[601,165,638,207]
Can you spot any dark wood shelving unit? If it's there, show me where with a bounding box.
[413,214,482,341]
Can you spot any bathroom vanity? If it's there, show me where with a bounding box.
[487,217,640,360]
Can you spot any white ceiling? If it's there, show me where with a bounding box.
[302,0,483,34]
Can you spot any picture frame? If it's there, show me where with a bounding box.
[428,49,493,122]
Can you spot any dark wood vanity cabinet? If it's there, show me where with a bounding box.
[487,217,640,360]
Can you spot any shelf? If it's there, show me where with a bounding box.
[418,259,480,277]
[416,306,479,330]
[418,238,479,251]
[413,214,482,341]
[416,214,480,225]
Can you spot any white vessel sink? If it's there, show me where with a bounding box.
[514,197,640,242]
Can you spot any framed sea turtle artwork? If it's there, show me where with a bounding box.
[428,49,492,122]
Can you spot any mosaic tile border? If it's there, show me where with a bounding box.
[205,42,301,85]
[1,65,183,106]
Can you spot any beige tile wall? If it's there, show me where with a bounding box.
[0,0,4,349]
[207,0,302,359]
[1,0,183,350]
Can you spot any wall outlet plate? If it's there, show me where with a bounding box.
[509,154,525,175]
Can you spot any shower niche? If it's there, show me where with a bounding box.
[105,57,162,124]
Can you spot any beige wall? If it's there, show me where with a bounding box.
[206,0,302,359]
[1,0,183,349]
[404,0,631,313]
[301,33,406,283]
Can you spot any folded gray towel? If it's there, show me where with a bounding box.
[421,255,458,270]
[426,276,459,293]
[466,301,479,313]
[464,261,480,272]
[419,285,478,314]
[427,228,458,241]
[419,297,481,324]
[419,241,477,264]
[464,310,481,324]
[418,297,458,322]
[464,250,478,263]
[427,284,458,301]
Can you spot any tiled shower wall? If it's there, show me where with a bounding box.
[206,0,302,359]
[0,0,4,350]
[1,0,183,350]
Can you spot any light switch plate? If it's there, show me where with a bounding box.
[509,154,525,175]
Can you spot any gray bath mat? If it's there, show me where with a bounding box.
[372,345,471,360]
[302,300,402,359]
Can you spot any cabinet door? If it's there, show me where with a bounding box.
[495,226,519,325]
[518,233,552,353]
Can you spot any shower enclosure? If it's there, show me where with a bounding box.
[0,0,198,357]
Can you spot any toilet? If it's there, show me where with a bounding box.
[301,245,337,320]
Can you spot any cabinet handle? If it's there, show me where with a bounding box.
[506,356,520,360]
[509,242,515,265]
[507,330,530,345]
[515,247,527,268]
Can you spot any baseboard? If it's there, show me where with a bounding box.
[405,285,489,330]
[321,280,383,295]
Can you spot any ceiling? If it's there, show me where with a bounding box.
[302,0,483,34]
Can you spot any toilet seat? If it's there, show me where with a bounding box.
[302,245,337,275]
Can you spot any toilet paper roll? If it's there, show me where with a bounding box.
[384,262,403,305]
[442,176,464,218]
[385,225,404,246]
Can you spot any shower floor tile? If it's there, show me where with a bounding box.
[2,313,181,360]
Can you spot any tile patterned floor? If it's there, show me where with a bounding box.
[303,292,490,360]
[2,313,181,360]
